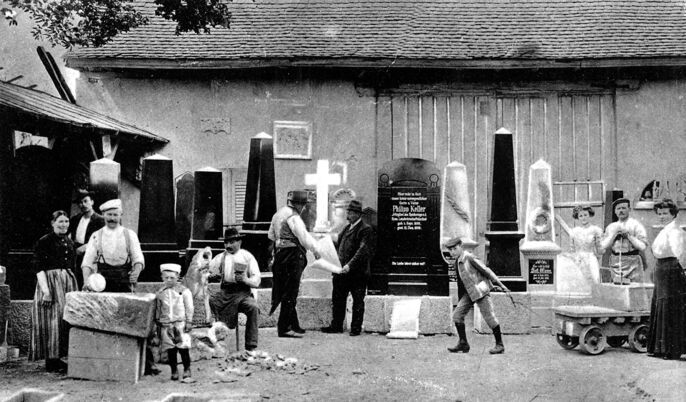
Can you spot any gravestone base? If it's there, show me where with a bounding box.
[68,327,145,383]
[362,295,454,334]
[473,292,532,334]
[140,244,182,282]
[528,291,556,330]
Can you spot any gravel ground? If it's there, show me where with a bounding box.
[1,328,684,402]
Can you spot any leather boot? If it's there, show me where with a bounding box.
[489,325,505,354]
[447,322,470,353]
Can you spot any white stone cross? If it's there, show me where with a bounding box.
[305,159,341,232]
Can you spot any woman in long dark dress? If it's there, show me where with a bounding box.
[647,199,686,360]
[29,210,78,372]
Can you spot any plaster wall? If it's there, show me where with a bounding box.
[75,73,379,217]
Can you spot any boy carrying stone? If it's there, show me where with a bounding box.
[156,263,194,380]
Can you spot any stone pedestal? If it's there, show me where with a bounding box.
[474,292,532,334]
[485,231,526,291]
[68,327,145,383]
[362,295,454,334]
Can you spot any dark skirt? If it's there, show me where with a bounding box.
[29,269,78,360]
[647,257,686,358]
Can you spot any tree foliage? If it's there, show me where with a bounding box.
[1,0,232,49]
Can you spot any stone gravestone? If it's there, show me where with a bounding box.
[90,158,120,208]
[485,128,526,292]
[138,154,180,282]
[175,172,195,251]
[186,168,225,275]
[369,158,449,296]
[240,133,277,288]
[305,160,341,232]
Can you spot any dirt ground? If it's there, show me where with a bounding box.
[1,328,684,402]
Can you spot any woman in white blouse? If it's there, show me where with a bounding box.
[647,199,686,360]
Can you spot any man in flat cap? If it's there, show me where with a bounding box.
[68,189,104,289]
[208,227,261,351]
[81,199,145,292]
[268,190,321,338]
[321,200,373,336]
[600,198,648,283]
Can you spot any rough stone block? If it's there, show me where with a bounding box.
[64,292,156,338]
[9,300,31,353]
[474,292,531,334]
[362,295,453,334]
[362,296,386,332]
[68,327,144,383]
[299,279,332,298]
[295,296,332,329]
[593,283,654,312]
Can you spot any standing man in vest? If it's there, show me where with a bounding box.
[81,199,145,293]
[445,237,510,355]
[321,200,373,336]
[68,189,105,288]
[208,227,261,351]
[268,190,321,338]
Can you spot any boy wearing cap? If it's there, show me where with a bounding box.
[156,263,194,381]
[208,228,261,351]
[268,190,322,338]
[445,237,510,355]
[599,198,648,283]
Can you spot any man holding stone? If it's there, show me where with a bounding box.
[208,227,261,351]
[68,189,105,289]
[321,200,373,336]
[600,198,649,284]
[268,190,321,338]
[81,199,144,292]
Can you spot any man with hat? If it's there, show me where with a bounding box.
[268,190,321,338]
[68,189,105,288]
[207,227,261,351]
[600,198,648,283]
[81,199,145,292]
[321,200,373,336]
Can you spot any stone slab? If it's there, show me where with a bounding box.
[363,295,454,334]
[593,283,654,312]
[474,292,531,334]
[294,296,332,329]
[64,292,156,338]
[3,388,65,402]
[299,279,333,298]
[9,300,31,353]
[68,327,144,383]
[387,298,421,339]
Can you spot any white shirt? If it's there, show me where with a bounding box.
[82,226,144,268]
[75,216,91,244]
[208,249,261,287]
[652,219,686,268]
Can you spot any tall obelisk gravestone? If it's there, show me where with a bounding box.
[241,133,277,288]
[485,128,526,292]
[90,158,120,208]
[175,172,195,251]
[138,154,180,282]
[186,167,225,274]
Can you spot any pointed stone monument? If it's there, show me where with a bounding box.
[186,167,224,274]
[138,154,180,282]
[240,133,277,288]
[485,128,526,292]
[90,158,120,207]
[175,172,194,251]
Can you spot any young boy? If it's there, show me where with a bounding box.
[156,263,194,380]
[444,237,510,354]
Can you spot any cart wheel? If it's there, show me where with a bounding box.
[607,336,627,348]
[556,334,579,350]
[580,325,606,355]
[628,324,649,353]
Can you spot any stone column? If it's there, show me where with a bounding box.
[441,161,477,250]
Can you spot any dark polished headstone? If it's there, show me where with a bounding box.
[369,158,449,296]
[240,133,277,288]
[175,173,194,251]
[138,154,180,282]
[90,158,120,208]
[484,128,526,292]
[191,167,223,241]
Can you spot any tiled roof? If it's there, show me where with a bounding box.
[0,80,168,143]
[67,0,686,69]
